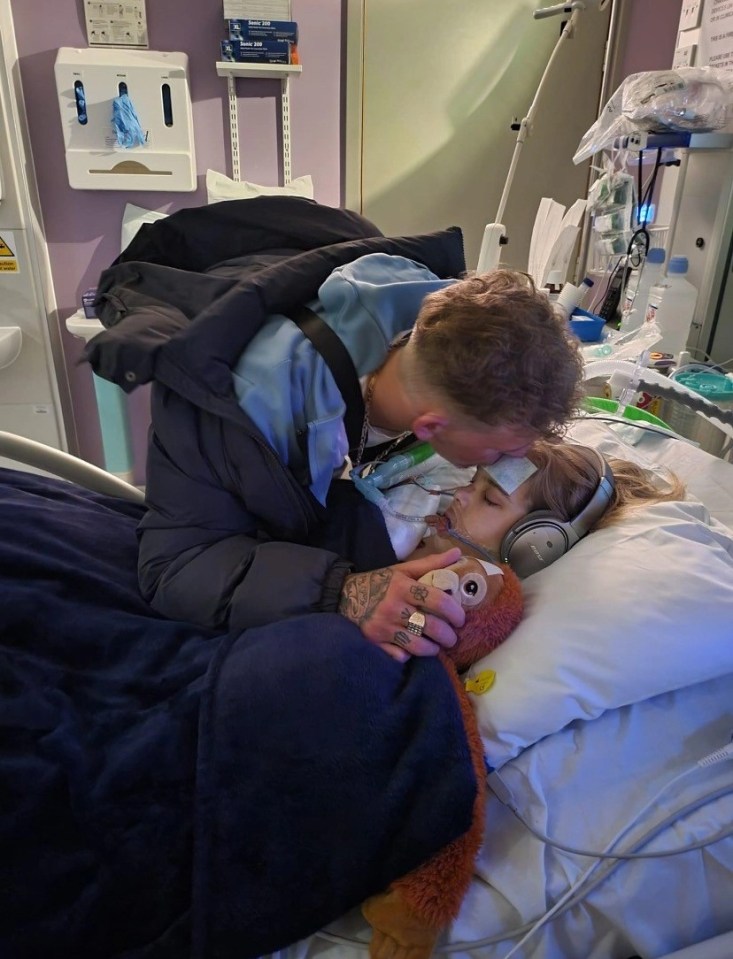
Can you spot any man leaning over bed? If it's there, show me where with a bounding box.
[87,196,583,956]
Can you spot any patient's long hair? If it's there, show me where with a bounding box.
[523,441,686,531]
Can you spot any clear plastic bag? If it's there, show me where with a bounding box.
[574,67,733,164]
[580,319,663,364]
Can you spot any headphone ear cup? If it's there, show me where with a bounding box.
[500,510,577,579]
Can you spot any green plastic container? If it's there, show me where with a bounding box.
[583,395,672,430]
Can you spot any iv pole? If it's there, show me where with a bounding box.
[476,0,611,273]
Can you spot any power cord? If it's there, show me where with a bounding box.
[572,411,690,443]
[489,743,733,860]
[314,743,733,956]
[489,742,733,959]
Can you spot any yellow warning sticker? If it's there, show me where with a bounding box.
[0,232,19,272]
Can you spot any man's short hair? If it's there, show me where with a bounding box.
[410,269,584,437]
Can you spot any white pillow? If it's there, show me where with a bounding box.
[120,203,168,254]
[205,169,314,204]
[473,498,733,769]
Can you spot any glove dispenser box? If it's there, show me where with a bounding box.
[54,47,196,191]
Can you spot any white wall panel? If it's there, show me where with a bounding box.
[346,0,611,273]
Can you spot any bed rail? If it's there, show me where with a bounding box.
[0,431,145,504]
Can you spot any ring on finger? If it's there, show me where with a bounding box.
[406,610,426,637]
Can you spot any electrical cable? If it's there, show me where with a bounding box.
[685,345,715,363]
[572,411,690,442]
[625,147,663,266]
[517,815,733,859]
[587,257,621,312]
[503,792,733,859]
[497,787,733,954]
[486,748,733,959]
[670,362,727,378]
[591,255,626,317]
[314,745,733,955]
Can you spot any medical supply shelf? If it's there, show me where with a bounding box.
[215,61,302,184]
[619,131,733,354]
[610,132,733,263]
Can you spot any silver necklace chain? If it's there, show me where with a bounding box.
[352,358,410,470]
[352,370,378,469]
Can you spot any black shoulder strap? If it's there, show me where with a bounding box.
[286,305,365,452]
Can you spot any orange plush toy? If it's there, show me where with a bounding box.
[362,557,524,959]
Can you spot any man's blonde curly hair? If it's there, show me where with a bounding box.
[409,269,584,437]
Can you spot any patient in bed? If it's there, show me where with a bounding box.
[361,437,686,571]
[360,439,686,959]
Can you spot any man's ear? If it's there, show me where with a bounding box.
[412,411,449,442]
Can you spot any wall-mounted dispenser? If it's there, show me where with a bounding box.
[54,47,196,191]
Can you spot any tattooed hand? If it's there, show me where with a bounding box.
[338,548,466,662]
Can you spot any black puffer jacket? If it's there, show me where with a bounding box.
[88,197,466,630]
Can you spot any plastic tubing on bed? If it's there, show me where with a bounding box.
[356,441,435,490]
[0,431,145,503]
[583,359,733,441]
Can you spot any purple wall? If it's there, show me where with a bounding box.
[11,0,342,479]
[618,0,683,77]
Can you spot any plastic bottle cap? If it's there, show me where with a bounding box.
[668,255,688,274]
[647,248,665,264]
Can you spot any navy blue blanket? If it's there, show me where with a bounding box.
[0,468,476,958]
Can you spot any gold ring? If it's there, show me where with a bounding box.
[406,610,426,637]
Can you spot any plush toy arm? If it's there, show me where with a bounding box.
[362,563,524,959]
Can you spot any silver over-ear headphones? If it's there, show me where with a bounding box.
[499,450,615,579]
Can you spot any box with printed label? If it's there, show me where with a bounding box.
[220,38,292,64]
[228,19,298,42]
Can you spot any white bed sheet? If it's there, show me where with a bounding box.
[294,671,732,959]
[264,418,733,959]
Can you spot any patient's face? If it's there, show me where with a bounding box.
[445,468,531,555]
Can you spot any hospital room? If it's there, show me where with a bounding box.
[2,0,733,957]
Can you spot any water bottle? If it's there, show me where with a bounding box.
[556,277,594,319]
[644,255,698,359]
[619,248,665,334]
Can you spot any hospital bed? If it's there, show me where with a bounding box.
[2,198,732,959]
[302,414,733,959]
[2,400,732,959]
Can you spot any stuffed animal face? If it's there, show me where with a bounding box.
[419,557,523,672]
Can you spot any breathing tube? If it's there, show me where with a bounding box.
[351,441,435,497]
[352,443,502,562]
[351,441,446,524]
[428,516,501,565]
[584,358,733,442]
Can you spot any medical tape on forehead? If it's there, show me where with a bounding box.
[483,456,537,496]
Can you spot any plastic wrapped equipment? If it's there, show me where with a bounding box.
[574,67,733,164]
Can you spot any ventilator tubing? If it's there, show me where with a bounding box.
[583,359,733,441]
